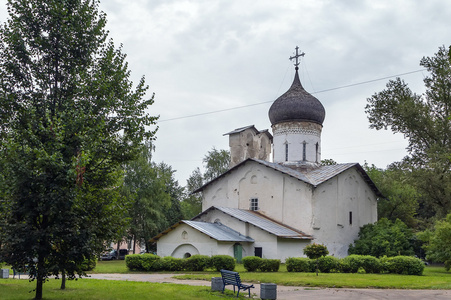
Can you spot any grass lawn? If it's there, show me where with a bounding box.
[92,260,451,289]
[2,260,450,299]
[175,265,451,290]
[0,278,241,300]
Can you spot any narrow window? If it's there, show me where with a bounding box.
[315,142,319,163]
[302,141,307,161]
[250,198,259,211]
[254,247,262,258]
[349,211,353,225]
[285,143,289,161]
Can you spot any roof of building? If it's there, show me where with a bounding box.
[149,220,254,243]
[223,125,273,140]
[195,206,313,239]
[193,158,383,198]
[268,70,325,126]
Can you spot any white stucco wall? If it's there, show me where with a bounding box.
[311,168,378,257]
[202,161,314,232]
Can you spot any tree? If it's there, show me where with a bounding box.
[156,162,184,227]
[181,167,203,219]
[122,143,170,254]
[364,163,419,228]
[202,147,230,182]
[0,1,157,298]
[365,45,451,220]
[421,214,451,270]
[348,218,415,257]
[304,243,328,276]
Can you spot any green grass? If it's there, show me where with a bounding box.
[175,265,451,290]
[0,278,243,300]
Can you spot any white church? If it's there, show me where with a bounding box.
[151,48,381,261]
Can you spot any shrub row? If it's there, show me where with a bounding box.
[125,254,236,272]
[242,256,281,272]
[286,255,424,275]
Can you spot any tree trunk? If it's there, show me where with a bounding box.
[132,235,136,254]
[60,271,66,290]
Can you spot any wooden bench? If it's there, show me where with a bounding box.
[220,269,254,297]
[13,266,29,279]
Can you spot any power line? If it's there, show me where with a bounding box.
[158,69,426,123]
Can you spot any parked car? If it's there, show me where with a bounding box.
[100,250,117,261]
[118,249,129,260]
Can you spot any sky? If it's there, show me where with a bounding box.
[1,0,450,186]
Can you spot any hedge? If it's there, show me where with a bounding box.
[259,259,280,272]
[211,255,235,271]
[381,255,425,275]
[286,257,313,272]
[341,255,381,274]
[242,256,262,272]
[317,256,340,273]
[184,255,211,271]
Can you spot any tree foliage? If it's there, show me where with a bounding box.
[202,147,230,182]
[122,142,169,253]
[365,45,451,219]
[364,163,419,228]
[348,218,415,258]
[421,214,451,270]
[0,1,157,298]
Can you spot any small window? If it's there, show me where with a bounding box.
[183,252,191,258]
[349,211,353,225]
[285,143,289,161]
[302,141,307,161]
[182,231,188,240]
[254,247,262,258]
[250,198,259,211]
[315,142,319,163]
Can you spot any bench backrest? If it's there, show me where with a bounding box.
[220,269,242,285]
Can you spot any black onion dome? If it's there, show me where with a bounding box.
[269,70,325,126]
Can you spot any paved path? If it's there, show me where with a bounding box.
[87,273,451,299]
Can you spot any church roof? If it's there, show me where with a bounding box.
[223,125,273,140]
[268,70,325,126]
[193,158,383,197]
[149,220,254,243]
[196,206,313,239]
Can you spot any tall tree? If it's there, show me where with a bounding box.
[365,45,451,220]
[364,163,419,228]
[181,167,203,218]
[0,1,157,299]
[122,143,170,253]
[202,147,230,182]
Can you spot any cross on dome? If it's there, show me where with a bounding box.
[289,46,305,70]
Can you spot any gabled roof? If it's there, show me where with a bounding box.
[193,158,383,198]
[223,125,273,140]
[149,220,254,243]
[195,206,312,240]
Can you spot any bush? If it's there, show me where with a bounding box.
[125,254,143,271]
[317,256,340,273]
[303,243,329,259]
[259,259,280,272]
[286,257,314,272]
[341,255,381,274]
[211,255,235,271]
[382,256,425,275]
[242,256,262,272]
[184,255,211,271]
[348,218,414,258]
[160,256,184,271]
[81,256,97,271]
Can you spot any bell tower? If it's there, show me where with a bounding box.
[268,47,325,168]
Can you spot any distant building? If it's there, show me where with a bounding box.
[151,49,381,261]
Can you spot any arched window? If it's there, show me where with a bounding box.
[182,231,188,240]
[285,143,289,161]
[315,142,319,163]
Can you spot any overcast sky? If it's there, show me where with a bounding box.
[1,0,450,186]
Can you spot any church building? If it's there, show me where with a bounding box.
[151,48,381,261]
